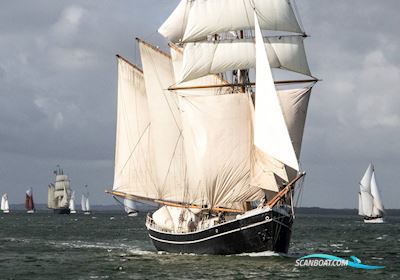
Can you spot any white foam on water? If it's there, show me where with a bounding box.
[330,243,343,248]
[234,251,280,257]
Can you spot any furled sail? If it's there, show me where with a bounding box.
[113,56,158,200]
[253,13,299,174]
[180,36,311,83]
[159,0,303,43]
[138,40,186,203]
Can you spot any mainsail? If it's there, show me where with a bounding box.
[25,188,35,211]
[359,164,384,217]
[81,185,91,212]
[69,190,76,212]
[1,193,10,212]
[110,0,315,213]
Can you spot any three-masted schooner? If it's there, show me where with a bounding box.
[359,164,385,223]
[109,0,317,254]
[25,187,35,214]
[48,166,72,214]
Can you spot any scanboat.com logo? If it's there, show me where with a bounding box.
[295,254,385,270]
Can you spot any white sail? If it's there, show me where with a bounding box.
[1,193,10,212]
[278,87,312,159]
[180,36,311,83]
[169,44,230,95]
[138,40,186,203]
[81,194,87,212]
[360,164,373,192]
[85,197,90,212]
[48,184,56,208]
[159,0,303,43]
[124,198,137,213]
[370,171,384,213]
[358,164,384,218]
[69,191,76,211]
[358,192,364,216]
[113,56,158,200]
[179,93,263,209]
[253,13,299,172]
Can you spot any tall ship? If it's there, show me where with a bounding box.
[69,190,77,214]
[48,166,72,214]
[81,185,91,215]
[359,164,384,223]
[25,187,35,214]
[108,0,318,254]
[1,193,10,214]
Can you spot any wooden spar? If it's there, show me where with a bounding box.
[267,172,306,208]
[116,54,143,73]
[136,37,172,59]
[106,190,244,213]
[168,79,319,91]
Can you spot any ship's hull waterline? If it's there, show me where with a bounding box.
[146,208,292,255]
[53,208,71,214]
[364,217,384,224]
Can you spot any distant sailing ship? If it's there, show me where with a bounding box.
[48,166,72,214]
[69,190,77,214]
[25,188,35,214]
[1,193,10,214]
[108,0,317,254]
[359,164,384,223]
[81,185,91,215]
[124,198,138,217]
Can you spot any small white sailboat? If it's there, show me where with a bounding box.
[81,185,91,215]
[359,163,384,223]
[124,198,138,217]
[25,188,35,214]
[1,193,10,214]
[69,190,76,214]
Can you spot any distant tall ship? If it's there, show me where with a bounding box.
[108,0,318,254]
[359,164,384,223]
[124,198,138,217]
[81,185,91,215]
[48,166,71,214]
[69,190,77,214]
[1,193,10,214]
[25,188,35,214]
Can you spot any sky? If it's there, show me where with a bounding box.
[0,0,399,209]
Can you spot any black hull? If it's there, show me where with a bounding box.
[53,208,70,214]
[147,209,293,255]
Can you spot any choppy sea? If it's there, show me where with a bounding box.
[0,212,398,279]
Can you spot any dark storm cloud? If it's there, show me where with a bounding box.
[0,0,399,208]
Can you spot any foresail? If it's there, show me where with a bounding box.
[253,13,299,172]
[138,39,186,203]
[113,56,158,200]
[180,36,311,83]
[159,0,303,43]
[360,191,374,217]
[358,192,364,216]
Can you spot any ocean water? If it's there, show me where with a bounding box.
[0,212,398,279]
